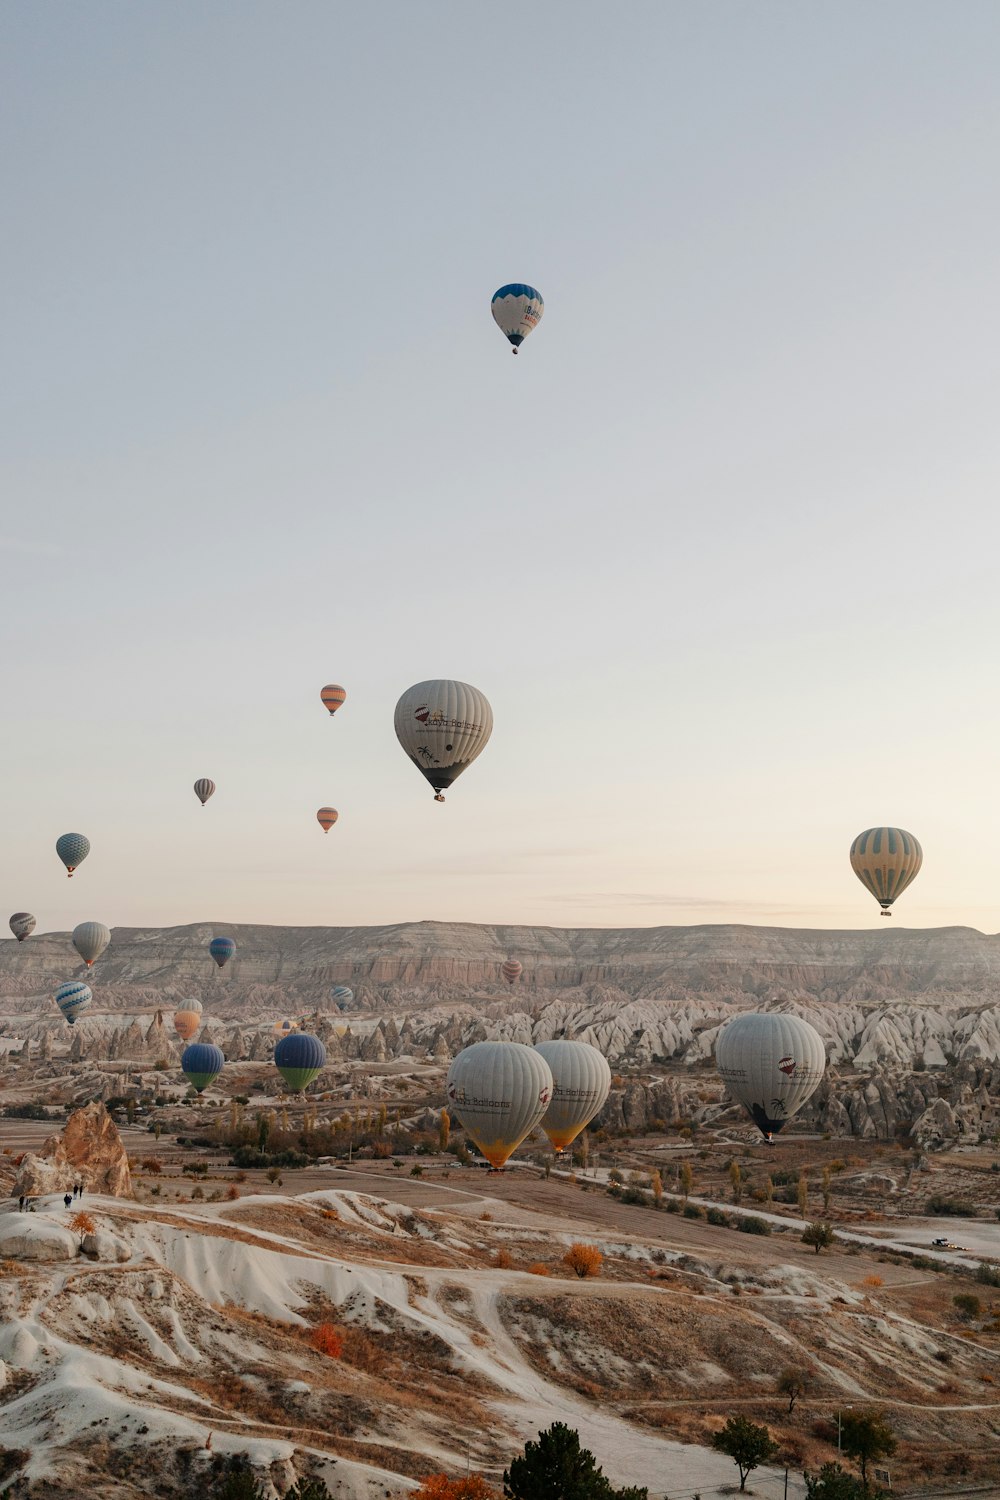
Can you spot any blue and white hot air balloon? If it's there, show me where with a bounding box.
[55,980,92,1026]
[491,284,544,354]
[56,832,90,878]
[331,985,353,1010]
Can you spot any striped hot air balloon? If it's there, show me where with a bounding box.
[9,913,36,942]
[320,685,347,716]
[193,779,216,807]
[274,1032,326,1092]
[331,985,353,1009]
[316,807,338,832]
[534,1040,612,1153]
[850,827,923,916]
[181,1042,225,1093]
[56,832,90,878]
[715,1012,826,1141]
[394,680,493,802]
[501,959,522,986]
[446,1042,553,1170]
[55,980,92,1026]
[491,284,544,354]
[209,936,235,969]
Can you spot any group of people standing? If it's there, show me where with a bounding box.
[14,1181,85,1212]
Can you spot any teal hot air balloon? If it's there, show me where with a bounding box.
[55,980,92,1026]
[274,1031,326,1093]
[209,936,235,969]
[181,1042,225,1093]
[331,985,353,1009]
[56,832,90,878]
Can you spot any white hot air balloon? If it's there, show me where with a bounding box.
[446,1042,552,1169]
[534,1040,612,1153]
[394,680,493,802]
[72,921,111,968]
[715,1013,826,1142]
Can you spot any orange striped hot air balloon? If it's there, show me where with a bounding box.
[317,807,338,832]
[320,685,347,716]
[501,959,522,986]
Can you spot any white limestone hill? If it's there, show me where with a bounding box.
[0,1172,997,1498]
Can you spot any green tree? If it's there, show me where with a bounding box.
[504,1422,644,1500]
[286,1480,335,1500]
[837,1409,896,1493]
[776,1364,814,1413]
[256,1112,271,1153]
[209,1454,267,1499]
[679,1161,693,1202]
[805,1463,870,1500]
[802,1221,836,1255]
[711,1416,778,1491]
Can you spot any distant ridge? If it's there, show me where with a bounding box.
[3,920,1000,1004]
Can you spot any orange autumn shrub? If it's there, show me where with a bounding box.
[563,1243,603,1279]
[310,1323,344,1358]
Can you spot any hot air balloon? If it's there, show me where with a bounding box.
[55,980,92,1026]
[72,921,111,968]
[491,284,544,354]
[317,807,338,832]
[331,985,353,1009]
[194,779,216,807]
[9,913,36,942]
[850,827,923,916]
[173,1000,203,1042]
[501,959,522,987]
[715,1012,826,1142]
[274,1031,327,1092]
[273,1017,297,1038]
[181,1041,225,1093]
[321,685,347,716]
[56,832,90,878]
[533,1040,612,1154]
[394,680,493,802]
[446,1042,553,1170]
[209,936,235,969]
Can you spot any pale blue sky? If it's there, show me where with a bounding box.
[3,2,1000,934]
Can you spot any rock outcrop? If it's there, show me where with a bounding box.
[14,1101,132,1199]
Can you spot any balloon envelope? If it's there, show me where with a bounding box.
[55,980,92,1026]
[273,1017,298,1038]
[501,959,522,986]
[331,985,353,1009]
[9,913,36,942]
[715,1012,826,1139]
[491,284,544,352]
[850,827,922,914]
[534,1040,612,1152]
[173,1008,202,1042]
[72,921,111,967]
[194,779,216,806]
[317,807,338,832]
[446,1042,553,1169]
[321,685,347,715]
[56,832,90,877]
[274,1031,326,1092]
[181,1042,225,1093]
[394,680,493,801]
[209,936,235,969]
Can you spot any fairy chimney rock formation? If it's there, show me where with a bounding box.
[14,1100,133,1199]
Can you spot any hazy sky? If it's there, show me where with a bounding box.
[3,2,1000,935]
